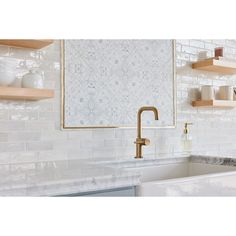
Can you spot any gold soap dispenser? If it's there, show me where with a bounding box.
[181,122,193,153]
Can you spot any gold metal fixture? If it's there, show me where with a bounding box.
[183,122,193,134]
[60,40,176,129]
[134,106,159,159]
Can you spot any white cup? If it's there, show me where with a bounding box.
[198,51,208,60]
[201,85,215,100]
[219,86,233,100]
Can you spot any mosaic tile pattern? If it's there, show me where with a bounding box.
[64,40,175,127]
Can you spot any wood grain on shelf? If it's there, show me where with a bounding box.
[0,40,54,49]
[192,58,236,74]
[0,87,54,100]
[192,100,236,108]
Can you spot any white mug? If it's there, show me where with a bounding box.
[219,86,233,100]
[198,51,208,60]
[201,85,215,100]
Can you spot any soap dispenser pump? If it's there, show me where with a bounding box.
[181,122,193,153]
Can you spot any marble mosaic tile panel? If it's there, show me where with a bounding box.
[63,40,175,128]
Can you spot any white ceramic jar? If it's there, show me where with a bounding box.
[22,69,44,89]
[201,85,215,100]
[219,86,233,100]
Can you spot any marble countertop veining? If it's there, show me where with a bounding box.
[0,160,140,196]
[2,151,236,196]
[0,153,189,196]
[191,150,236,159]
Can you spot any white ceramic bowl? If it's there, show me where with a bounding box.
[0,58,19,86]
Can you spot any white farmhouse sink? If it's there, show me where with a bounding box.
[122,156,236,196]
[127,162,236,183]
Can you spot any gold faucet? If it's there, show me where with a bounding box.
[134,106,159,159]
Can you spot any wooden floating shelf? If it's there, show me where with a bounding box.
[0,40,54,49]
[0,86,54,100]
[192,58,236,74]
[192,100,236,108]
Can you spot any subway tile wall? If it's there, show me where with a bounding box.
[0,39,236,164]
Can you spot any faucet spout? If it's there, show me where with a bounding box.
[137,106,159,138]
[135,106,159,159]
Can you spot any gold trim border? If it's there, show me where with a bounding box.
[60,40,177,130]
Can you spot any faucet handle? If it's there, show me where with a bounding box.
[135,138,150,146]
[143,138,150,146]
[144,138,151,146]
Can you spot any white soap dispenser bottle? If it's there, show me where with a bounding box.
[181,122,193,153]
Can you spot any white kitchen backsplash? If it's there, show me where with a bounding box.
[0,39,236,164]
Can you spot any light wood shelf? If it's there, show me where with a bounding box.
[0,87,54,100]
[0,40,54,49]
[192,58,236,74]
[192,100,236,108]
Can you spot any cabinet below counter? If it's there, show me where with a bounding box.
[57,187,135,197]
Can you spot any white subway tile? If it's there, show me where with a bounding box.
[104,139,124,147]
[67,130,93,140]
[80,139,104,149]
[8,110,38,121]
[26,141,53,152]
[38,112,56,121]
[8,132,41,142]
[0,142,25,152]
[0,121,25,131]
[38,150,68,161]
[0,39,235,164]
[92,129,116,139]
[190,40,205,48]
[67,149,93,160]
[0,133,8,142]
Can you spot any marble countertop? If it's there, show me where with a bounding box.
[0,160,140,196]
[1,151,236,196]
